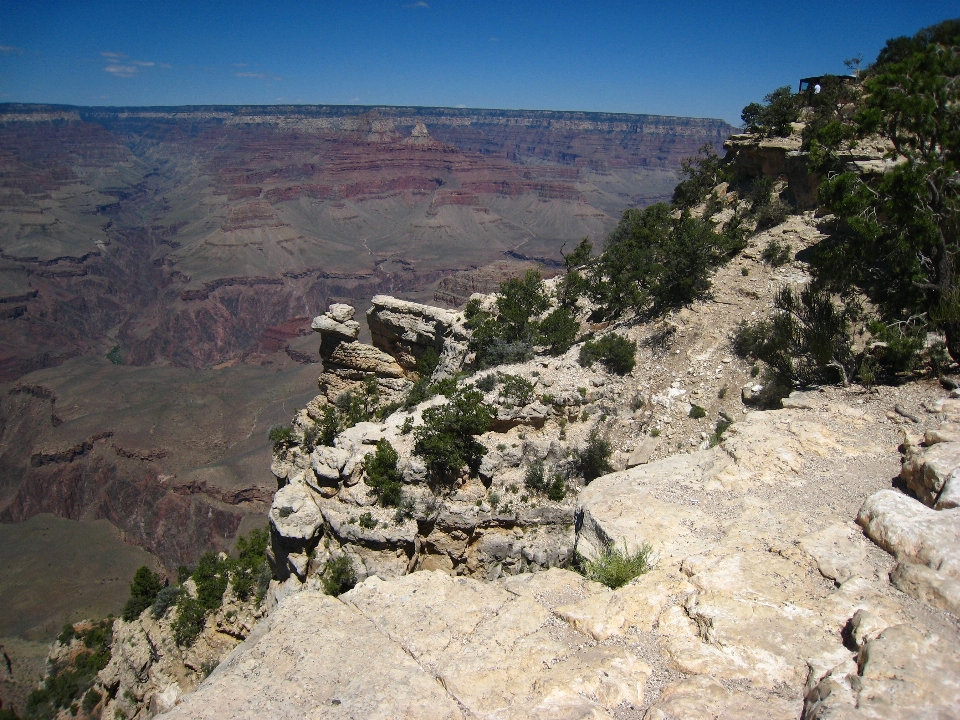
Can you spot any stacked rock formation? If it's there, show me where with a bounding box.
[313,302,408,403]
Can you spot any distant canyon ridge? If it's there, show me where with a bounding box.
[0,103,735,571]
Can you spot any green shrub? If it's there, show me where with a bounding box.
[734,285,858,395]
[580,542,653,589]
[672,144,731,209]
[498,374,535,407]
[573,430,613,483]
[413,388,494,485]
[81,689,101,713]
[579,334,637,375]
[546,474,567,502]
[171,596,206,647]
[524,460,546,493]
[58,623,76,645]
[106,344,123,365]
[230,528,270,602]
[689,404,706,419]
[151,585,181,619]
[268,425,294,454]
[585,203,740,319]
[537,307,579,355]
[467,270,548,369]
[761,239,792,267]
[321,555,357,597]
[416,347,440,377]
[710,417,732,447]
[364,439,405,507]
[473,373,498,392]
[358,512,377,529]
[121,566,163,621]
[27,619,112,718]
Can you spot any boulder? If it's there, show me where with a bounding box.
[269,483,322,542]
[857,489,960,579]
[900,441,960,507]
[156,591,466,720]
[327,303,355,323]
[890,562,960,616]
[802,624,960,719]
[626,437,659,468]
[310,314,360,340]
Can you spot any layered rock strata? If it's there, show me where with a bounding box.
[312,302,409,404]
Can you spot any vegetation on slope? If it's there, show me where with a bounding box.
[734,18,960,402]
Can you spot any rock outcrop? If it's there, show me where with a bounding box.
[162,388,960,718]
[312,302,409,404]
[96,586,265,720]
[367,294,470,378]
[854,398,960,616]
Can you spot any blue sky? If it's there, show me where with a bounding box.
[0,1,957,124]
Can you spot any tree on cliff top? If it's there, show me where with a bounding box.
[809,18,960,359]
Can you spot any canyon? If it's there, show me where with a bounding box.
[0,104,732,603]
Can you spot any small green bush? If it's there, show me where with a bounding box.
[524,460,546,493]
[364,439,405,507]
[58,623,76,645]
[579,334,637,375]
[26,619,112,718]
[741,86,799,138]
[474,373,498,392]
[268,425,294,454]
[580,542,653,589]
[689,404,706,419]
[106,344,123,365]
[172,596,206,647]
[413,388,494,485]
[121,566,163,622]
[573,430,613,483]
[710,417,732,447]
[672,145,731,210]
[538,307,579,355]
[151,585,181,619]
[81,688,101,713]
[358,512,377,529]
[761,239,792,267]
[230,527,270,602]
[498,374,535,407]
[321,555,357,597]
[546,474,567,501]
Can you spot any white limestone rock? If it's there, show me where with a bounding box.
[269,483,322,542]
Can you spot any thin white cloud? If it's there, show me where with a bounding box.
[0,45,24,55]
[232,62,248,67]
[235,71,281,81]
[403,1,429,7]
[133,60,154,67]
[100,51,126,58]
[159,63,172,69]
[104,64,138,77]
[489,37,498,42]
